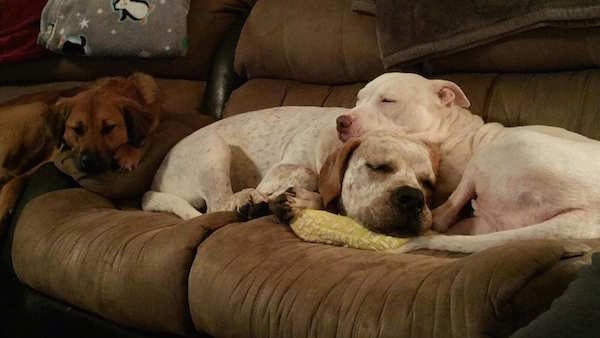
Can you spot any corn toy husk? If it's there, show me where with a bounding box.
[290,209,428,251]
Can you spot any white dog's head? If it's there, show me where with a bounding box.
[336,73,471,142]
[319,130,439,236]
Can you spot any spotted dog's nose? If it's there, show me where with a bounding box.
[392,186,424,211]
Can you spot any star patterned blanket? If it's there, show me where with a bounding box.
[38,0,190,57]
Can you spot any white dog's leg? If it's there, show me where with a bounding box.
[142,191,203,220]
[396,210,598,254]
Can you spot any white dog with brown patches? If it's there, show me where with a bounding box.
[335,72,600,253]
[142,107,438,236]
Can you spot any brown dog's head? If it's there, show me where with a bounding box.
[319,130,439,236]
[54,73,160,173]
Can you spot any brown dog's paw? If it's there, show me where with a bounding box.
[114,145,142,172]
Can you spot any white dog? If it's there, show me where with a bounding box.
[334,72,600,253]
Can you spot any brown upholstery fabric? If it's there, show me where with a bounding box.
[223,79,365,117]
[189,216,585,338]
[234,0,384,84]
[12,188,238,335]
[0,0,254,83]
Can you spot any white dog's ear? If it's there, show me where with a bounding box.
[431,80,470,108]
[318,138,362,212]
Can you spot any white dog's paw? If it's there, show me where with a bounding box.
[431,203,460,232]
[269,187,323,224]
[560,241,592,258]
[229,188,269,220]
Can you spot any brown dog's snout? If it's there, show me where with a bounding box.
[392,186,424,211]
[79,152,101,174]
[336,115,353,132]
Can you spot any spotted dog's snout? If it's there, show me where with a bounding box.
[392,186,424,211]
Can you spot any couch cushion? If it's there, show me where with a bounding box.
[11,188,237,335]
[0,0,253,83]
[188,216,586,337]
[224,79,366,117]
[235,0,384,84]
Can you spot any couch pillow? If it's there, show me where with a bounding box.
[38,0,190,57]
[54,114,213,200]
[235,0,384,84]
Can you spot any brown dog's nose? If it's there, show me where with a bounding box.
[392,186,424,211]
[79,152,101,173]
[336,115,353,132]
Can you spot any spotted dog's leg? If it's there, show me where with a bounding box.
[270,187,323,224]
[231,164,319,221]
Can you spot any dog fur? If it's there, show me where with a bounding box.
[0,73,161,232]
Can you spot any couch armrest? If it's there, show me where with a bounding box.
[0,163,77,289]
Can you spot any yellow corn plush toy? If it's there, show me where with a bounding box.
[290,209,412,251]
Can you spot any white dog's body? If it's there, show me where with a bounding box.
[339,73,600,253]
[143,107,345,219]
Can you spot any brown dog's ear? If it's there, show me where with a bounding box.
[129,72,160,106]
[318,138,362,213]
[121,98,158,147]
[431,79,470,108]
[50,97,73,151]
[43,104,66,145]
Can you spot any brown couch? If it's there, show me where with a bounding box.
[2,0,600,337]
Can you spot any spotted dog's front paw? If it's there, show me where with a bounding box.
[230,188,270,221]
[269,187,323,224]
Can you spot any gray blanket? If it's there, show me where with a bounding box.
[38,0,190,57]
[355,0,600,69]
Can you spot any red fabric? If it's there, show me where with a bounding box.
[0,0,49,63]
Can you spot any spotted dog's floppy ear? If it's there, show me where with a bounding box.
[318,138,362,213]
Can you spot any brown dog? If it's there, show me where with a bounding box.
[0,73,161,232]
